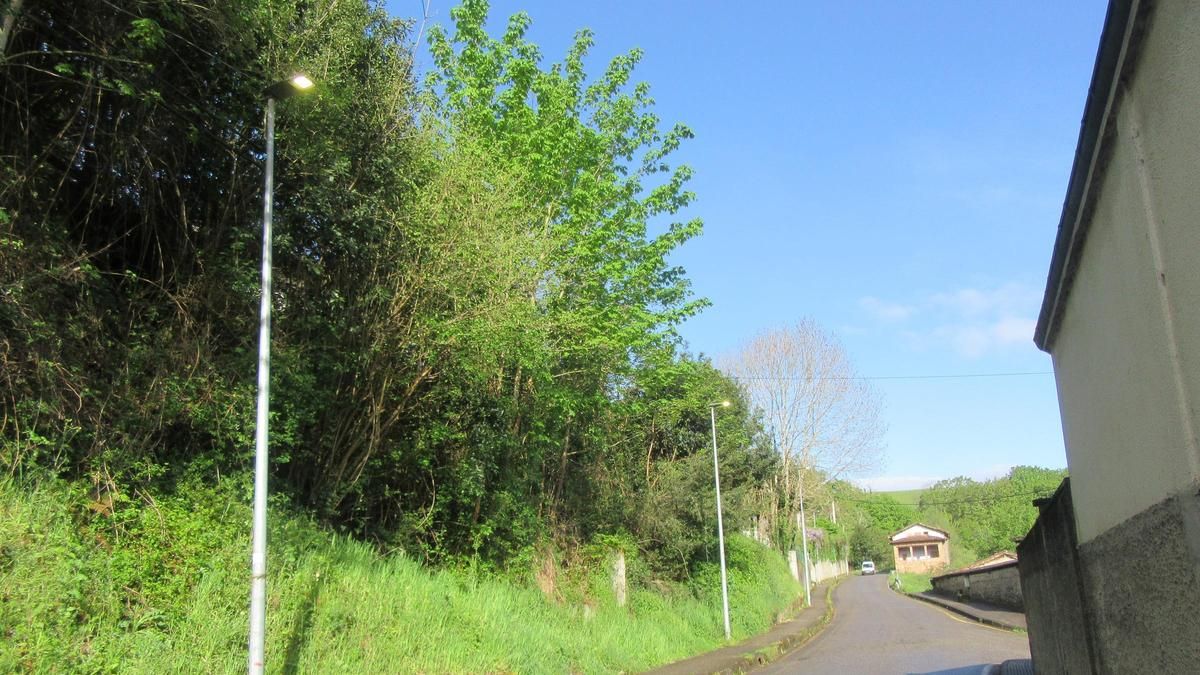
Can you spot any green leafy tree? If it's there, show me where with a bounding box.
[414,0,711,554]
[919,466,1065,557]
[830,488,919,570]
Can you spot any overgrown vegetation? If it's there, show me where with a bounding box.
[0,477,799,672]
[0,0,807,668]
[0,0,1062,666]
[0,0,773,570]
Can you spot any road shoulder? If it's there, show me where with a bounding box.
[907,590,1027,632]
[643,577,843,675]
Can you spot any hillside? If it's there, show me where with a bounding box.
[0,476,801,673]
[876,488,926,508]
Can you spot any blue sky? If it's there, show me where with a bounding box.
[391,1,1110,490]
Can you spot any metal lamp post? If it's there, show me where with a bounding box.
[798,475,811,607]
[249,73,314,675]
[708,400,733,640]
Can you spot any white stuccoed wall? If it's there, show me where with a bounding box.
[807,558,848,584]
[1049,0,1200,544]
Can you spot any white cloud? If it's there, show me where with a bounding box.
[861,282,1041,358]
[855,465,1015,493]
[859,296,916,322]
[855,475,940,492]
[993,316,1036,345]
[930,282,1040,317]
[934,316,1036,358]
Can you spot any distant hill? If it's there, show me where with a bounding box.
[877,488,926,507]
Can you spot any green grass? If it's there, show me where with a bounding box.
[890,572,933,594]
[0,476,802,673]
[877,488,926,507]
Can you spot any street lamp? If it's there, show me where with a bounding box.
[708,400,732,640]
[798,474,812,607]
[249,73,314,675]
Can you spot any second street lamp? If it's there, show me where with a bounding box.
[249,73,314,675]
[709,400,732,640]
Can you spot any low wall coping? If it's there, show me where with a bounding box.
[931,559,1019,582]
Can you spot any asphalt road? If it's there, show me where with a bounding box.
[756,575,1031,675]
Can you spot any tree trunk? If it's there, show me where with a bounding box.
[1,0,24,57]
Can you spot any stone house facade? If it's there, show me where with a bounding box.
[889,524,950,574]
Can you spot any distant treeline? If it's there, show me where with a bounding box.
[837,466,1067,569]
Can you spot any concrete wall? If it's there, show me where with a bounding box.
[807,558,848,585]
[930,561,1023,611]
[1075,490,1200,673]
[1017,480,1098,675]
[1020,477,1200,674]
[789,554,847,585]
[1049,0,1200,546]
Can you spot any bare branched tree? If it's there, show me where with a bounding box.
[721,319,886,546]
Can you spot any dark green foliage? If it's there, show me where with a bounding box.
[848,524,894,571]
[1,0,270,483]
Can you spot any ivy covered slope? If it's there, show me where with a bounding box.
[0,0,797,669]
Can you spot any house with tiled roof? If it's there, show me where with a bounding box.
[889,523,950,574]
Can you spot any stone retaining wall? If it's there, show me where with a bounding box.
[931,560,1023,611]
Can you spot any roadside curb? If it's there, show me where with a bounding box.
[902,589,1025,632]
[732,577,841,673]
[643,576,844,675]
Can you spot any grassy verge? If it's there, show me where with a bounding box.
[0,476,800,673]
[890,572,933,594]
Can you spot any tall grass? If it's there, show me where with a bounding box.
[891,572,933,594]
[0,477,800,673]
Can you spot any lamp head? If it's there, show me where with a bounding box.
[709,400,732,409]
[265,73,315,100]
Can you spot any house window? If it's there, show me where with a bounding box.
[899,546,910,560]
[929,545,940,558]
[914,545,927,560]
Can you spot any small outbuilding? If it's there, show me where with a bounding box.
[958,550,1017,572]
[889,524,950,574]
